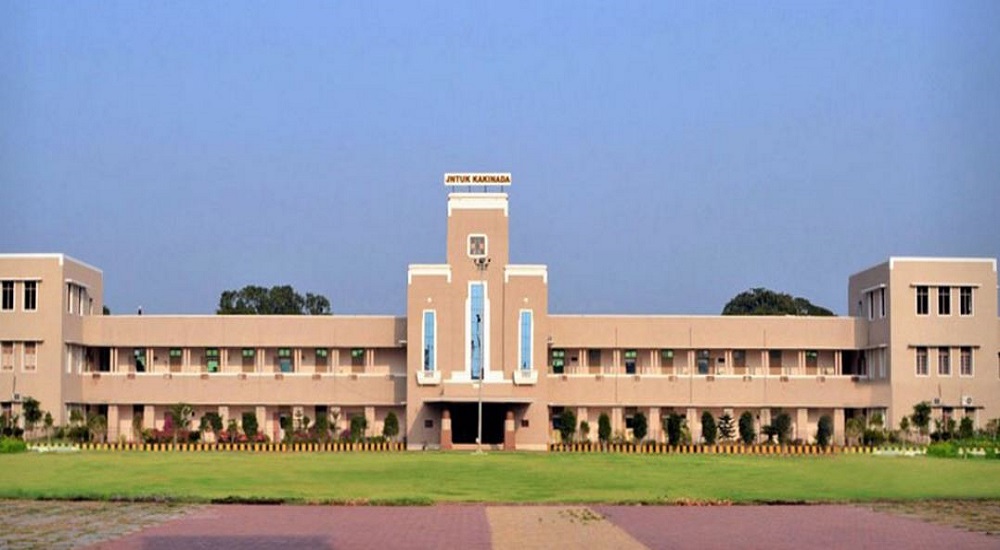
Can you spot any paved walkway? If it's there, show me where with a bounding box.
[86,504,998,550]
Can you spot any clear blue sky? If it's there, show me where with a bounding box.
[2,2,998,316]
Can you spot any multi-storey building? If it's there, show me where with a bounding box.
[1,179,998,449]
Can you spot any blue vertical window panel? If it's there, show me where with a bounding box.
[520,310,532,371]
[423,310,435,372]
[470,283,484,379]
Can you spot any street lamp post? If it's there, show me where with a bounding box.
[473,256,490,454]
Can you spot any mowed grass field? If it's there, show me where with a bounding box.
[1,452,999,504]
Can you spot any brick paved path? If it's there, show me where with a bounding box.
[86,504,998,550]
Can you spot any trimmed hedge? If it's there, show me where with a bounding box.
[0,437,28,454]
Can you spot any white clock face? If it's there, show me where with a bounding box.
[468,235,487,258]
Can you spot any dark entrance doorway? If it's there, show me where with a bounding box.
[450,403,506,445]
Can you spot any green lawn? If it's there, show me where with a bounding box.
[1,451,999,504]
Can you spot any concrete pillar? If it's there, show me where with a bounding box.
[441,409,452,450]
[218,405,229,426]
[503,410,516,450]
[687,408,699,443]
[255,406,267,440]
[759,408,771,443]
[648,407,661,443]
[833,408,845,446]
[796,408,809,443]
[761,350,769,376]
[835,351,842,375]
[612,407,623,435]
[143,405,156,430]
[107,405,120,442]
[365,406,376,438]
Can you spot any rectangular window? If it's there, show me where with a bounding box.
[960,287,973,316]
[24,281,37,311]
[133,348,147,373]
[960,347,973,377]
[588,349,602,368]
[469,282,485,379]
[206,348,220,373]
[660,349,673,368]
[240,348,255,372]
[169,348,182,373]
[769,349,783,370]
[938,287,951,316]
[423,310,436,372]
[916,286,929,315]
[24,342,36,371]
[866,292,874,320]
[732,350,746,369]
[550,348,565,374]
[315,348,329,372]
[879,288,886,318]
[277,348,293,373]
[519,310,533,372]
[351,348,365,367]
[1,342,13,370]
[624,349,638,375]
[805,350,818,369]
[938,348,951,376]
[1,281,13,311]
[697,349,711,375]
[67,285,74,313]
[915,347,928,376]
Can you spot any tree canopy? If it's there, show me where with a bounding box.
[217,285,331,315]
[721,287,833,316]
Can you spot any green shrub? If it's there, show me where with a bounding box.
[717,413,735,441]
[597,413,611,443]
[0,437,28,453]
[559,409,577,444]
[959,417,975,440]
[926,441,959,458]
[632,412,647,443]
[241,412,259,438]
[349,414,367,442]
[772,412,792,445]
[738,411,756,444]
[382,411,400,441]
[863,429,886,447]
[664,413,684,446]
[816,415,833,447]
[701,411,717,445]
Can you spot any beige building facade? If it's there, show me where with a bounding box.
[2,185,998,449]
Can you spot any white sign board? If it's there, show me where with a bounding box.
[443,173,512,186]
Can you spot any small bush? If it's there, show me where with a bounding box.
[862,429,886,447]
[926,441,959,458]
[816,415,833,447]
[383,411,400,441]
[0,437,28,453]
[559,409,577,444]
[738,411,756,445]
[701,411,717,445]
[632,412,648,443]
[664,413,684,446]
[598,413,611,443]
[241,412,259,438]
[959,417,975,440]
[349,414,367,442]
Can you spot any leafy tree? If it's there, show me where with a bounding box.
[597,413,611,444]
[200,412,223,438]
[722,287,833,316]
[102,305,111,315]
[958,417,974,440]
[167,403,195,444]
[816,415,833,447]
[88,414,107,443]
[911,402,932,442]
[665,413,685,446]
[350,414,367,442]
[225,419,240,442]
[22,397,42,439]
[314,414,330,442]
[241,412,259,438]
[701,411,717,445]
[717,413,735,442]
[632,412,648,443]
[559,409,577,444]
[845,417,865,446]
[383,411,400,441]
[899,416,910,443]
[738,411,756,444]
[43,411,54,443]
[772,412,792,444]
[579,420,590,442]
[217,285,331,315]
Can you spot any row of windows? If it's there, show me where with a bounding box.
[120,347,362,374]
[1,281,38,312]
[916,286,973,316]
[550,348,823,375]
[914,346,974,377]
[1,341,38,372]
